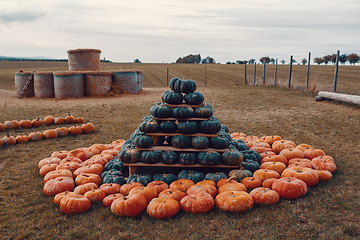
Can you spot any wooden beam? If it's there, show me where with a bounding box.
[317,91,360,105]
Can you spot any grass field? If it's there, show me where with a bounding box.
[0,61,359,239]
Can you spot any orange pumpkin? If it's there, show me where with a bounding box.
[15,135,30,144]
[296,143,313,152]
[81,122,95,134]
[29,132,43,141]
[68,148,93,162]
[215,191,254,212]
[303,148,325,160]
[84,188,106,202]
[44,115,55,125]
[68,125,83,135]
[74,182,98,195]
[39,163,58,176]
[260,135,282,146]
[272,140,296,154]
[0,123,5,131]
[261,155,288,165]
[281,167,319,187]
[262,178,278,189]
[250,187,280,205]
[43,176,75,196]
[217,182,247,194]
[60,194,91,214]
[316,170,333,181]
[260,161,287,174]
[120,182,144,196]
[147,181,169,196]
[32,118,43,127]
[147,197,181,219]
[279,148,305,161]
[2,134,17,145]
[54,117,65,125]
[54,191,78,205]
[272,177,307,199]
[55,127,69,137]
[102,193,124,207]
[196,180,216,188]
[111,194,147,217]
[73,164,104,178]
[180,192,215,214]
[253,169,280,181]
[169,179,195,193]
[311,155,337,172]
[43,129,58,139]
[128,186,157,203]
[186,184,217,198]
[75,173,102,186]
[75,117,84,124]
[241,177,263,190]
[158,189,186,202]
[216,177,238,189]
[19,119,33,128]
[50,151,69,159]
[99,183,121,195]
[65,114,76,124]
[43,169,73,183]
[287,158,312,168]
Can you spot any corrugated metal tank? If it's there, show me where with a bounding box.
[53,71,84,98]
[112,70,143,94]
[34,71,54,98]
[84,71,113,96]
[15,71,34,97]
[67,48,101,71]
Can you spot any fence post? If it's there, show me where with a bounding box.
[263,62,266,85]
[274,59,278,86]
[204,66,207,86]
[166,67,169,86]
[254,63,257,85]
[333,50,340,92]
[288,55,293,88]
[306,52,311,90]
[244,64,247,85]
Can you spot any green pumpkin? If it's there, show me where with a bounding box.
[228,168,253,182]
[178,170,204,183]
[240,159,260,173]
[184,91,204,105]
[170,78,197,93]
[210,136,230,149]
[171,135,192,149]
[191,136,210,149]
[195,105,213,118]
[118,146,140,163]
[161,91,184,104]
[198,151,221,166]
[139,120,159,133]
[221,149,243,166]
[161,150,179,164]
[205,172,227,183]
[199,119,221,134]
[126,174,152,186]
[134,135,153,148]
[241,150,262,164]
[159,120,177,133]
[101,169,122,179]
[221,125,229,133]
[232,139,249,151]
[150,103,172,118]
[104,156,124,172]
[140,150,162,164]
[153,173,177,185]
[172,106,195,119]
[177,121,198,134]
[179,152,198,165]
[102,172,126,185]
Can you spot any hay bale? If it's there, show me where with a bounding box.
[84,71,113,96]
[15,71,34,97]
[53,71,85,98]
[112,70,143,94]
[67,48,101,71]
[34,71,54,98]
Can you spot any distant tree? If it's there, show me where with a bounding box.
[347,53,359,65]
[248,59,256,64]
[292,58,297,64]
[338,54,347,65]
[314,57,323,65]
[134,59,142,63]
[329,54,338,64]
[176,54,201,63]
[281,60,286,65]
[259,56,271,64]
[322,55,331,65]
[201,56,216,64]
[301,58,307,65]
[270,58,275,64]
[226,62,232,64]
[235,60,247,64]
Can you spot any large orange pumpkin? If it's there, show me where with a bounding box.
[253,169,280,181]
[250,187,280,205]
[43,176,75,196]
[158,189,186,202]
[215,191,254,212]
[180,192,215,214]
[272,177,307,199]
[169,179,195,193]
[281,167,319,187]
[102,193,124,207]
[272,140,296,154]
[311,155,337,172]
[111,194,147,217]
[147,197,180,219]
[60,194,91,214]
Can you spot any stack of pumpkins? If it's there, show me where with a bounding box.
[118,77,255,167]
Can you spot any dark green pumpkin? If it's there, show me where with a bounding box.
[228,168,253,182]
[134,135,153,148]
[241,150,262,164]
[191,136,210,149]
[179,152,198,165]
[210,136,230,149]
[194,105,213,118]
[177,121,198,134]
[161,91,184,104]
[150,103,172,118]
[139,120,159,133]
[199,119,221,134]
[184,91,204,105]
[118,146,140,163]
[171,135,192,149]
[170,78,197,93]
[221,149,243,166]
[233,139,249,151]
[204,172,227,183]
[140,150,162,164]
[153,173,177,185]
[172,106,195,119]
[240,159,260,173]
[102,172,126,185]
[104,156,124,172]
[177,170,204,183]
[221,125,229,133]
[101,169,122,179]
[198,151,221,166]
[126,174,152,186]
[159,120,177,133]
[161,150,179,164]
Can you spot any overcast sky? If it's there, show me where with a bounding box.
[1,0,359,63]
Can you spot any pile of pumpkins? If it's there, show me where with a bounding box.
[39,134,336,218]
[0,114,95,147]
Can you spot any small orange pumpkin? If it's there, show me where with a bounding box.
[29,132,43,141]
[102,193,124,207]
[54,117,65,125]
[81,122,95,134]
[16,135,30,144]
[43,129,58,139]
[68,125,83,135]
[20,119,33,128]
[65,114,76,124]
[44,115,55,125]
[55,126,69,137]
[32,118,43,127]
[0,123,5,131]
[2,134,16,145]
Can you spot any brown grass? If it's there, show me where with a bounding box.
[0,61,359,239]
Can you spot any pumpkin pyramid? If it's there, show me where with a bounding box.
[117,77,261,174]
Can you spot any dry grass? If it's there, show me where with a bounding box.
[0,61,359,239]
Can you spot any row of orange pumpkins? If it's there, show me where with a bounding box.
[38,133,337,218]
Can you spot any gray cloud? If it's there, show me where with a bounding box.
[0,11,45,22]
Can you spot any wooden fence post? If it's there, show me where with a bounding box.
[306,52,311,90]
[333,50,340,92]
[254,63,257,85]
[274,59,278,86]
[166,67,169,86]
[263,62,266,85]
[244,64,247,85]
[204,66,207,86]
[288,55,293,88]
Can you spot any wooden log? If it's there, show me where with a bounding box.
[317,91,360,105]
